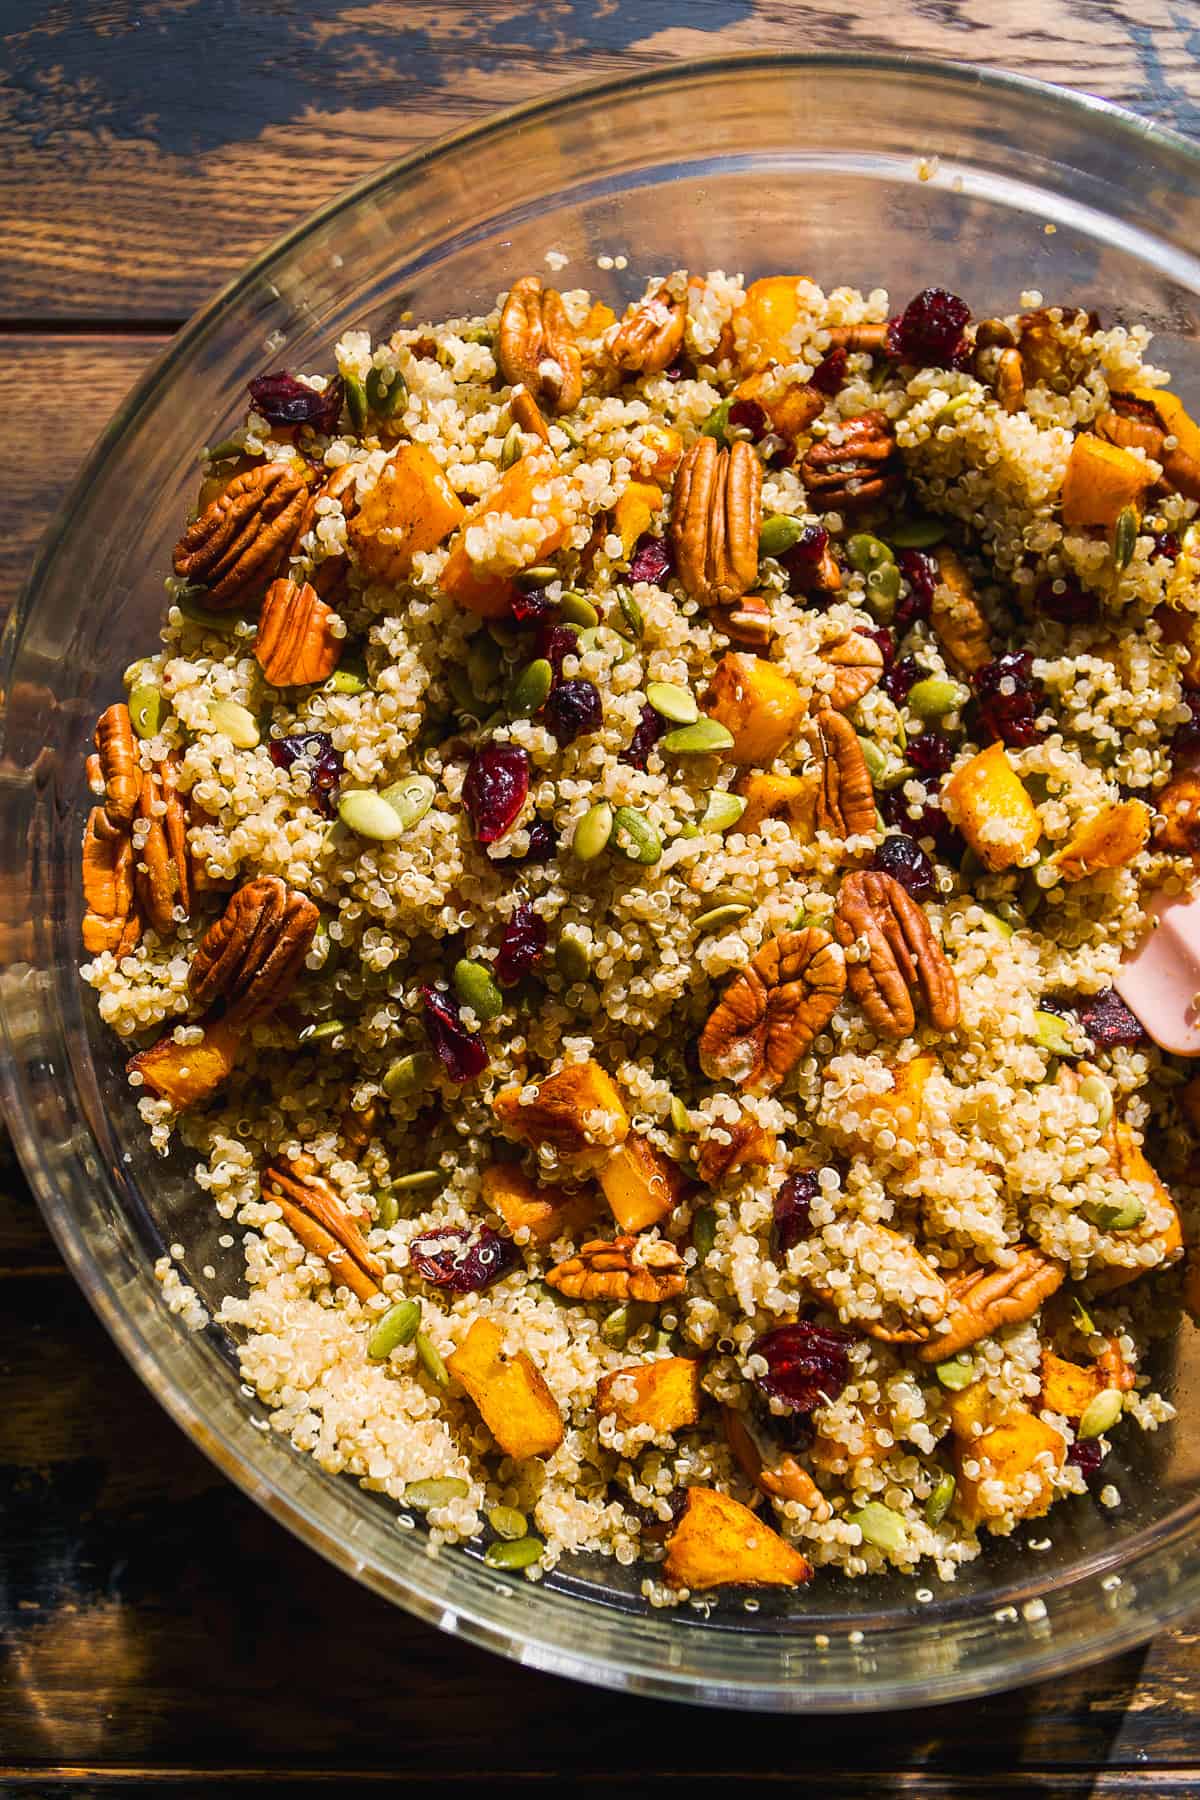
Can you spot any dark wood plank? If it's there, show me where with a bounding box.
[4,0,1200,322]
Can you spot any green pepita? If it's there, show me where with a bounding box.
[506,658,554,717]
[500,422,524,470]
[692,1206,717,1262]
[204,435,245,464]
[405,1476,468,1509]
[416,1331,450,1388]
[467,634,503,697]
[857,736,888,784]
[382,1051,436,1101]
[849,1501,909,1554]
[298,1019,345,1045]
[1083,1195,1146,1232]
[935,1355,976,1391]
[600,1301,651,1348]
[907,676,970,720]
[669,1095,693,1134]
[1078,1387,1124,1440]
[326,662,368,696]
[758,514,810,558]
[345,373,368,434]
[487,1505,528,1541]
[367,1298,422,1360]
[453,957,504,1021]
[701,396,734,446]
[846,533,896,575]
[934,390,976,425]
[374,1188,399,1229]
[175,588,243,633]
[925,1471,957,1527]
[698,790,747,832]
[864,560,902,619]
[1113,505,1139,571]
[1073,1296,1098,1337]
[1078,1074,1114,1131]
[612,806,662,865]
[379,773,437,831]
[573,800,614,861]
[206,699,260,748]
[391,1169,445,1195]
[517,564,559,590]
[661,719,735,755]
[555,934,591,983]
[1034,1009,1077,1057]
[890,517,946,549]
[615,585,645,640]
[646,682,699,725]
[559,590,599,628]
[338,788,408,841]
[129,682,165,739]
[980,909,1015,939]
[366,365,407,419]
[484,1536,543,1571]
[694,902,751,935]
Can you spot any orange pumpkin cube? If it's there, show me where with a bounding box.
[942,742,1041,871]
[349,442,466,584]
[128,1016,245,1109]
[1061,434,1154,530]
[480,1162,592,1247]
[596,1356,703,1433]
[702,653,807,766]
[732,276,808,373]
[663,1486,812,1589]
[598,1131,690,1232]
[440,454,573,617]
[446,1316,564,1460]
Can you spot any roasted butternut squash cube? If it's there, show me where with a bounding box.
[735,369,823,440]
[1051,799,1151,882]
[598,1130,689,1232]
[1061,434,1154,530]
[952,1405,1065,1526]
[446,1315,564,1460]
[1120,386,1200,463]
[638,421,684,482]
[703,653,807,766]
[942,742,1041,871]
[1155,602,1200,687]
[613,481,664,559]
[596,1356,703,1432]
[1040,1350,1103,1421]
[663,1485,812,1589]
[736,771,813,837]
[732,276,808,373]
[494,1059,630,1157]
[440,455,573,618]
[349,443,466,585]
[128,1016,245,1110]
[1088,1122,1183,1292]
[480,1162,591,1247]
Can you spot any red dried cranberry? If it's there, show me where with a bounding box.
[420,984,489,1082]
[520,817,558,862]
[268,731,344,818]
[1073,988,1146,1049]
[538,622,579,681]
[409,1225,517,1293]
[1067,1438,1106,1480]
[248,370,344,434]
[1155,530,1182,561]
[810,345,848,395]
[881,787,960,857]
[887,287,972,370]
[907,731,955,779]
[973,652,1046,748]
[752,1321,852,1414]
[628,536,673,585]
[895,549,937,632]
[727,398,769,442]
[462,743,530,844]
[1035,577,1097,624]
[883,652,919,704]
[858,623,895,672]
[774,1173,819,1255]
[874,832,936,899]
[495,902,546,986]
[781,525,835,602]
[544,678,602,747]
[1174,689,1200,764]
[510,588,554,625]
[622,701,668,770]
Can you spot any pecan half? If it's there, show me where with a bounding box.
[818,631,885,711]
[821,322,891,355]
[545,1234,686,1303]
[609,282,687,376]
[288,462,359,598]
[497,275,583,415]
[1101,392,1200,501]
[339,1098,380,1159]
[188,875,319,1026]
[811,1225,948,1344]
[81,806,140,957]
[800,412,901,513]
[834,870,959,1039]
[917,1246,1065,1362]
[804,709,876,839]
[1018,307,1093,393]
[696,1112,776,1185]
[262,1154,383,1302]
[722,1406,831,1520]
[930,546,992,675]
[511,386,552,445]
[670,436,762,608]
[173,461,310,609]
[714,593,773,649]
[93,703,141,827]
[699,927,847,1092]
[255,578,343,688]
[133,756,193,938]
[1155,771,1200,856]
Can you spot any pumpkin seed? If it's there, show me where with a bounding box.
[1078,1387,1124,1440]
[677,824,701,840]
[345,373,369,433]
[615,585,644,640]
[517,564,559,589]
[467,634,503,697]
[1083,1195,1146,1232]
[646,681,699,725]
[415,1331,449,1388]
[698,790,747,832]
[506,657,553,717]
[980,909,1015,939]
[129,682,165,739]
[175,589,242,632]
[1034,1009,1076,1056]
[1073,1296,1098,1337]
[298,1019,345,1045]
[338,788,408,841]
[907,676,970,720]
[669,1095,693,1134]
[555,934,591,983]
[758,514,810,558]
[379,773,437,831]
[382,1051,436,1101]
[484,1536,543,1570]
[392,1169,445,1195]
[559,590,599,628]
[661,719,735,755]
[500,422,524,469]
[694,903,751,935]
[934,390,976,425]
[708,884,754,907]
[857,736,888,784]
[890,516,946,549]
[206,699,260,747]
[864,561,901,619]
[573,800,614,861]
[204,435,245,463]
[849,1501,909,1554]
[453,957,504,1021]
[367,1298,422,1360]
[692,1206,717,1262]
[1114,505,1139,570]
[600,1301,651,1348]
[366,365,407,418]
[846,533,895,575]
[1078,1074,1114,1131]
[612,806,662,865]
[935,1354,976,1391]
[925,1471,956,1527]
[487,1505,528,1541]
[326,662,368,695]
[405,1476,468,1509]
[701,396,734,445]
[374,1188,399,1229]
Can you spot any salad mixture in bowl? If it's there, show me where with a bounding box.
[80,265,1200,1598]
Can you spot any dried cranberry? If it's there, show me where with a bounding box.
[510,588,554,625]
[268,730,344,818]
[420,984,489,1082]
[887,287,972,370]
[810,345,848,396]
[881,787,960,856]
[618,1483,689,1536]
[544,678,602,747]
[409,1225,517,1294]
[727,398,769,442]
[781,525,834,599]
[462,743,530,844]
[883,653,919,704]
[1067,1438,1106,1480]
[248,370,344,434]
[1036,577,1097,625]
[858,623,895,673]
[907,731,955,779]
[1155,531,1182,561]
[521,817,558,862]
[495,901,546,986]
[774,1173,819,1256]
[1174,689,1200,764]
[1073,988,1146,1049]
[752,1321,852,1414]
[973,651,1046,748]
[628,536,673,586]
[538,622,579,681]
[622,701,667,771]
[874,832,936,899]
[895,549,938,632]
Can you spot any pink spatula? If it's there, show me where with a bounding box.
[1116,890,1200,1055]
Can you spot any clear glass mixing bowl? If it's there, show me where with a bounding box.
[6,53,1200,1709]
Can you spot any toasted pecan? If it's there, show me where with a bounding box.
[93,703,141,827]
[812,1224,948,1344]
[1154,771,1200,857]
[609,281,687,376]
[262,1154,383,1302]
[669,436,762,609]
[287,462,359,598]
[930,547,993,676]
[834,870,959,1039]
[188,875,319,1026]
[695,1112,776,1185]
[510,385,552,445]
[804,708,876,839]
[917,1247,1065,1361]
[133,755,192,938]
[173,461,310,609]
[81,805,140,957]
[545,1234,686,1304]
[699,927,847,1092]
[722,1405,831,1519]
[256,577,343,687]
[818,631,885,712]
[497,275,583,415]
[800,411,901,513]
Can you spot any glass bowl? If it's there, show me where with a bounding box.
[7,52,1200,1710]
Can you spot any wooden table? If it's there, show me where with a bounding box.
[6,4,1200,1791]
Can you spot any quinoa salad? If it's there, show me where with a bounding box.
[80,267,1200,1597]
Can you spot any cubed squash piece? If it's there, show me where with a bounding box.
[480,1162,592,1247]
[663,1486,812,1589]
[598,1131,690,1232]
[638,421,684,482]
[1154,602,1200,686]
[736,771,813,837]
[128,1017,245,1109]
[596,1356,703,1432]
[440,454,573,618]
[829,1055,936,1160]
[1061,434,1154,530]
[613,481,664,558]
[732,276,808,373]
[942,742,1041,872]
[446,1315,564,1460]
[1088,1122,1183,1292]
[494,1059,630,1156]
[1120,386,1200,463]
[348,443,466,584]
[1040,1350,1103,1420]
[735,369,823,440]
[1050,799,1151,882]
[953,1407,1065,1526]
[703,653,807,766]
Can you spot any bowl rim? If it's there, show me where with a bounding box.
[9,48,1200,1711]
